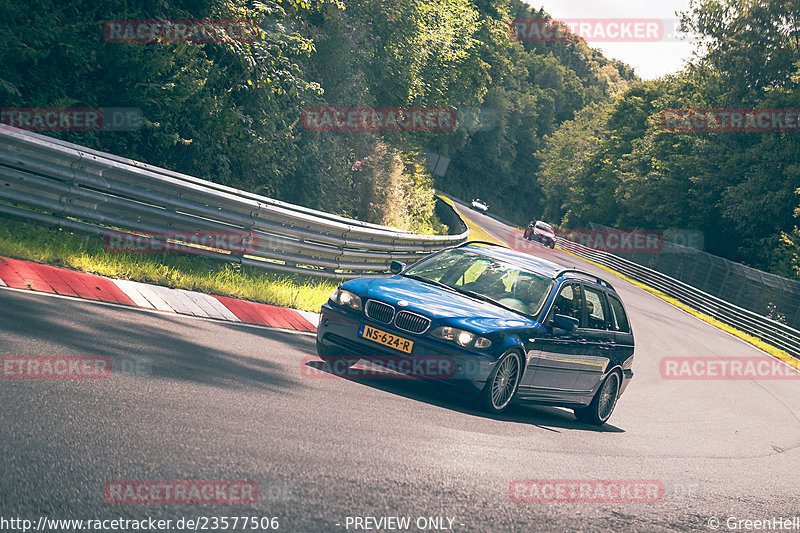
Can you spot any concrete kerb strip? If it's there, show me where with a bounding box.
[0,256,318,332]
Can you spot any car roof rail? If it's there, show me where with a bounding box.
[457,240,504,248]
[556,268,615,290]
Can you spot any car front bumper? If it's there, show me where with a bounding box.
[316,304,497,395]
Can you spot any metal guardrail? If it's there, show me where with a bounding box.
[589,221,800,330]
[3,127,796,358]
[555,237,800,360]
[0,127,469,279]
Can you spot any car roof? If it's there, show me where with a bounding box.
[457,242,615,290]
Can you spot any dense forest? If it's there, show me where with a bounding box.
[538,0,800,276]
[1,0,798,277]
[0,0,633,235]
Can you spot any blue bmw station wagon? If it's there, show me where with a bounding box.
[316,242,634,425]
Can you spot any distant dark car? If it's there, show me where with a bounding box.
[523,220,556,248]
[315,242,634,425]
[471,198,489,212]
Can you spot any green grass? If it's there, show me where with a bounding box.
[0,218,337,312]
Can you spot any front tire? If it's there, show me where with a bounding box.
[316,341,358,374]
[574,371,620,425]
[479,350,522,414]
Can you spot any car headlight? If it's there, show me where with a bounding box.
[330,288,362,311]
[431,326,491,349]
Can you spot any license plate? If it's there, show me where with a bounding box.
[359,325,414,354]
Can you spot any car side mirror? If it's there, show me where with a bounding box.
[552,314,579,332]
[390,260,405,274]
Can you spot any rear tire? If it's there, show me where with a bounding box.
[479,350,522,414]
[574,372,620,425]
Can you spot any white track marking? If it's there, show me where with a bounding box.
[148,285,208,317]
[111,279,155,309]
[127,282,176,313]
[297,310,321,327]
[194,292,241,322]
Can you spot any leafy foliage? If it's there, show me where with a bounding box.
[538,0,800,276]
[1,0,634,234]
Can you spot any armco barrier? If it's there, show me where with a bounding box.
[0,127,468,279]
[589,221,800,330]
[556,237,800,360]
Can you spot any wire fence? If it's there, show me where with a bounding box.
[556,234,800,359]
[587,222,800,329]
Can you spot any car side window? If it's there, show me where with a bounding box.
[607,294,630,332]
[582,287,609,330]
[552,283,583,325]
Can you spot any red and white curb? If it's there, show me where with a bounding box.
[0,256,318,332]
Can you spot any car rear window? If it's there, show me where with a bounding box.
[583,287,609,330]
[607,294,630,332]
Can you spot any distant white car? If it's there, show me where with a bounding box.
[471,198,489,212]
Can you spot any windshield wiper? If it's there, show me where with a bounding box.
[403,274,533,318]
[457,289,533,318]
[402,274,458,293]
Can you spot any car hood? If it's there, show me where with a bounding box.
[342,276,540,330]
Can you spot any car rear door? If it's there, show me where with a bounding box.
[571,285,615,393]
[520,283,584,394]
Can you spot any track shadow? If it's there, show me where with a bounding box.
[0,289,297,391]
[304,359,624,433]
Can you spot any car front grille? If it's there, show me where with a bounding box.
[365,300,395,324]
[394,311,431,334]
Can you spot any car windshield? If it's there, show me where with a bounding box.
[404,248,554,316]
[535,221,554,232]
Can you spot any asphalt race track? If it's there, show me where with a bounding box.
[1,210,799,532]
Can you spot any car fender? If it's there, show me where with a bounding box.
[494,335,528,379]
[598,365,624,398]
